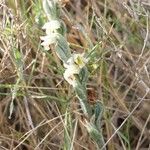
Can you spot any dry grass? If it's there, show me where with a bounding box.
[0,0,150,150]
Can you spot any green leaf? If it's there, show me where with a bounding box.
[64,109,72,150]
[93,101,104,130]
[74,79,92,116]
[85,121,106,150]
[43,0,60,21]
[79,67,89,86]
[9,78,20,119]
[55,34,71,62]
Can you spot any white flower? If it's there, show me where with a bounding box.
[64,53,87,69]
[73,53,87,68]
[63,65,79,87]
[40,33,58,50]
[63,53,87,86]
[42,20,61,35]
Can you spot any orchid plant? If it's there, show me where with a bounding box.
[41,0,105,149]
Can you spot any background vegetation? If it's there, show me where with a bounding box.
[0,0,150,149]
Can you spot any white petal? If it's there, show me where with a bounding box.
[40,33,58,50]
[41,41,51,50]
[64,69,77,86]
[64,56,74,68]
[64,53,87,69]
[42,20,61,34]
[73,53,87,68]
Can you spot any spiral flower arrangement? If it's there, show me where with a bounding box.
[41,0,105,149]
